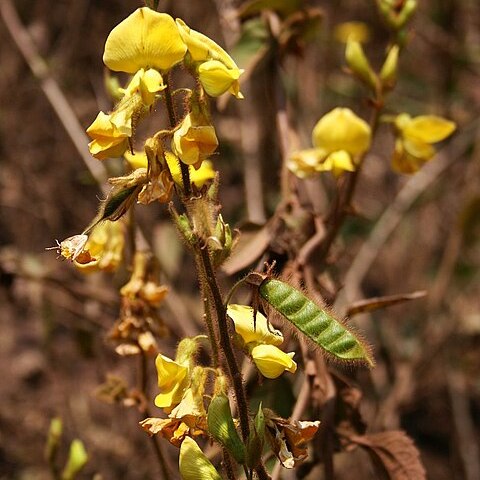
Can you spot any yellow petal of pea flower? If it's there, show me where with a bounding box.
[312,107,371,156]
[172,113,219,166]
[103,8,187,74]
[322,150,356,177]
[287,148,326,179]
[179,437,222,480]
[73,221,124,273]
[198,60,244,99]
[154,354,190,411]
[176,19,244,98]
[175,18,237,67]
[124,151,215,188]
[166,152,215,187]
[392,113,456,173]
[250,344,297,379]
[86,111,129,160]
[227,304,284,346]
[120,68,165,107]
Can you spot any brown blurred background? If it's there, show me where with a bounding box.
[0,0,479,479]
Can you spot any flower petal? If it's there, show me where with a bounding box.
[198,60,243,98]
[403,115,456,144]
[179,437,222,480]
[251,344,297,379]
[103,8,187,73]
[312,107,371,155]
[227,304,284,346]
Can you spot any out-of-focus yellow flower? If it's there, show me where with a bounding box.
[288,148,356,178]
[179,437,222,480]
[86,111,129,160]
[334,21,371,44]
[392,113,456,173]
[176,19,244,98]
[154,354,190,411]
[103,8,186,74]
[120,68,165,106]
[227,304,283,346]
[124,151,215,188]
[73,221,124,273]
[166,153,215,187]
[172,113,219,166]
[288,108,371,178]
[250,344,297,379]
[312,107,371,156]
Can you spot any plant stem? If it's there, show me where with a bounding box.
[196,245,251,441]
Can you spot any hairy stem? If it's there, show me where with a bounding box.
[164,77,191,197]
[196,245,251,441]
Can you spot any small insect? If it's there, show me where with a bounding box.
[247,272,374,367]
[46,234,94,263]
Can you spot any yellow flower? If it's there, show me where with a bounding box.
[250,344,297,379]
[73,221,124,273]
[120,68,165,107]
[227,304,284,346]
[176,19,244,98]
[312,107,371,156]
[179,437,222,480]
[172,113,219,166]
[86,111,129,160]
[392,113,456,173]
[198,60,244,98]
[288,148,355,178]
[334,21,371,43]
[166,153,216,187]
[124,151,215,188]
[154,354,190,411]
[103,8,186,74]
[288,108,370,178]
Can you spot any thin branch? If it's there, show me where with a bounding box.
[0,0,107,188]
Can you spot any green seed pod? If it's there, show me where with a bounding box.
[207,394,246,464]
[258,278,374,366]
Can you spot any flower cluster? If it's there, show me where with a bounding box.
[86,7,243,164]
[227,304,297,379]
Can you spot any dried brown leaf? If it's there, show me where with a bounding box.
[346,291,427,317]
[351,431,426,480]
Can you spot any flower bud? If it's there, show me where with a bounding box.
[345,38,378,91]
[380,45,399,88]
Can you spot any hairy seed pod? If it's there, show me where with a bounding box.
[258,279,374,366]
